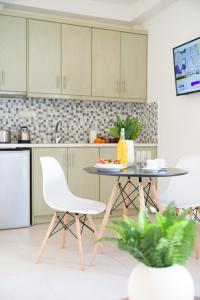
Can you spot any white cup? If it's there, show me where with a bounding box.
[146,159,158,170]
[156,159,166,169]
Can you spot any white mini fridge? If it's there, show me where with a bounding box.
[0,149,31,229]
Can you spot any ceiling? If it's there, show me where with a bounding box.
[91,0,139,6]
[0,0,177,24]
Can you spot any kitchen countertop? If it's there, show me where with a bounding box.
[0,143,157,148]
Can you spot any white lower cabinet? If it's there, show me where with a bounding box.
[99,147,128,209]
[32,148,67,219]
[32,146,157,222]
[99,147,119,205]
[67,148,99,201]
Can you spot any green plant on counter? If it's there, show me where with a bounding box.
[109,115,142,140]
[99,203,195,268]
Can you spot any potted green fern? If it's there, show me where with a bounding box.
[109,115,142,141]
[101,203,195,300]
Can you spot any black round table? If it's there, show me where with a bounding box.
[84,166,188,264]
[84,166,187,212]
[84,166,187,178]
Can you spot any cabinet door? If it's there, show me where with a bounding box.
[99,147,118,205]
[135,146,157,160]
[32,148,67,217]
[121,33,147,100]
[28,20,61,94]
[92,29,120,98]
[62,25,91,96]
[99,147,127,209]
[68,148,99,201]
[0,15,26,92]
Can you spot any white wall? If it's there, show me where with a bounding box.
[144,0,200,191]
[1,0,175,23]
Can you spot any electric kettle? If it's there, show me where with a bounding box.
[18,126,31,143]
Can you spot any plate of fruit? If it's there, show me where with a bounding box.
[95,159,126,171]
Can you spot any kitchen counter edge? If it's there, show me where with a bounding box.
[0,143,157,148]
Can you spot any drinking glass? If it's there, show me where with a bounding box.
[135,150,152,168]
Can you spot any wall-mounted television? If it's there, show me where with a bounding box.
[173,37,200,96]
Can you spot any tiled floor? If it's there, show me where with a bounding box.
[0,217,200,300]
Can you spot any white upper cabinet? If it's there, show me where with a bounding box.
[62,25,91,96]
[92,28,121,98]
[0,14,147,101]
[0,15,26,92]
[28,20,61,94]
[121,33,147,100]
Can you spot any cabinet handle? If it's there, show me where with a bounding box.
[56,76,60,89]
[71,153,74,167]
[63,76,67,90]
[1,71,5,88]
[63,153,67,167]
[69,151,72,168]
[123,81,126,93]
[68,151,71,168]
[120,81,125,94]
[116,80,120,93]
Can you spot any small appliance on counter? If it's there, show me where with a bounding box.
[89,129,97,143]
[0,129,11,143]
[18,126,31,143]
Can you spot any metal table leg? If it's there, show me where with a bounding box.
[111,177,159,214]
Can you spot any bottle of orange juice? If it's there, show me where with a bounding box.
[117,128,128,167]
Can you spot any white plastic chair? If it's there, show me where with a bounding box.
[160,155,200,258]
[36,156,106,271]
[160,155,200,209]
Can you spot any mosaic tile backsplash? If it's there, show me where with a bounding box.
[0,97,158,144]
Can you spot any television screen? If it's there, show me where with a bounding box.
[173,37,200,95]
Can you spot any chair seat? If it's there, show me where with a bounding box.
[162,201,200,210]
[48,195,106,215]
[161,195,200,210]
[159,156,200,212]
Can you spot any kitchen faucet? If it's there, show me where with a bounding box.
[55,121,62,143]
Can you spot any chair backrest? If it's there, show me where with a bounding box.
[40,156,72,209]
[161,155,200,207]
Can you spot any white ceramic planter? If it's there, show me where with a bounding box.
[128,263,194,300]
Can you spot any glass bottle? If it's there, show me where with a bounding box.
[117,128,128,167]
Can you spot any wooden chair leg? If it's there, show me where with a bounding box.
[138,181,145,213]
[150,179,164,213]
[75,214,84,271]
[36,213,57,263]
[189,209,199,259]
[123,181,131,216]
[61,213,68,249]
[90,181,118,265]
[87,215,105,252]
